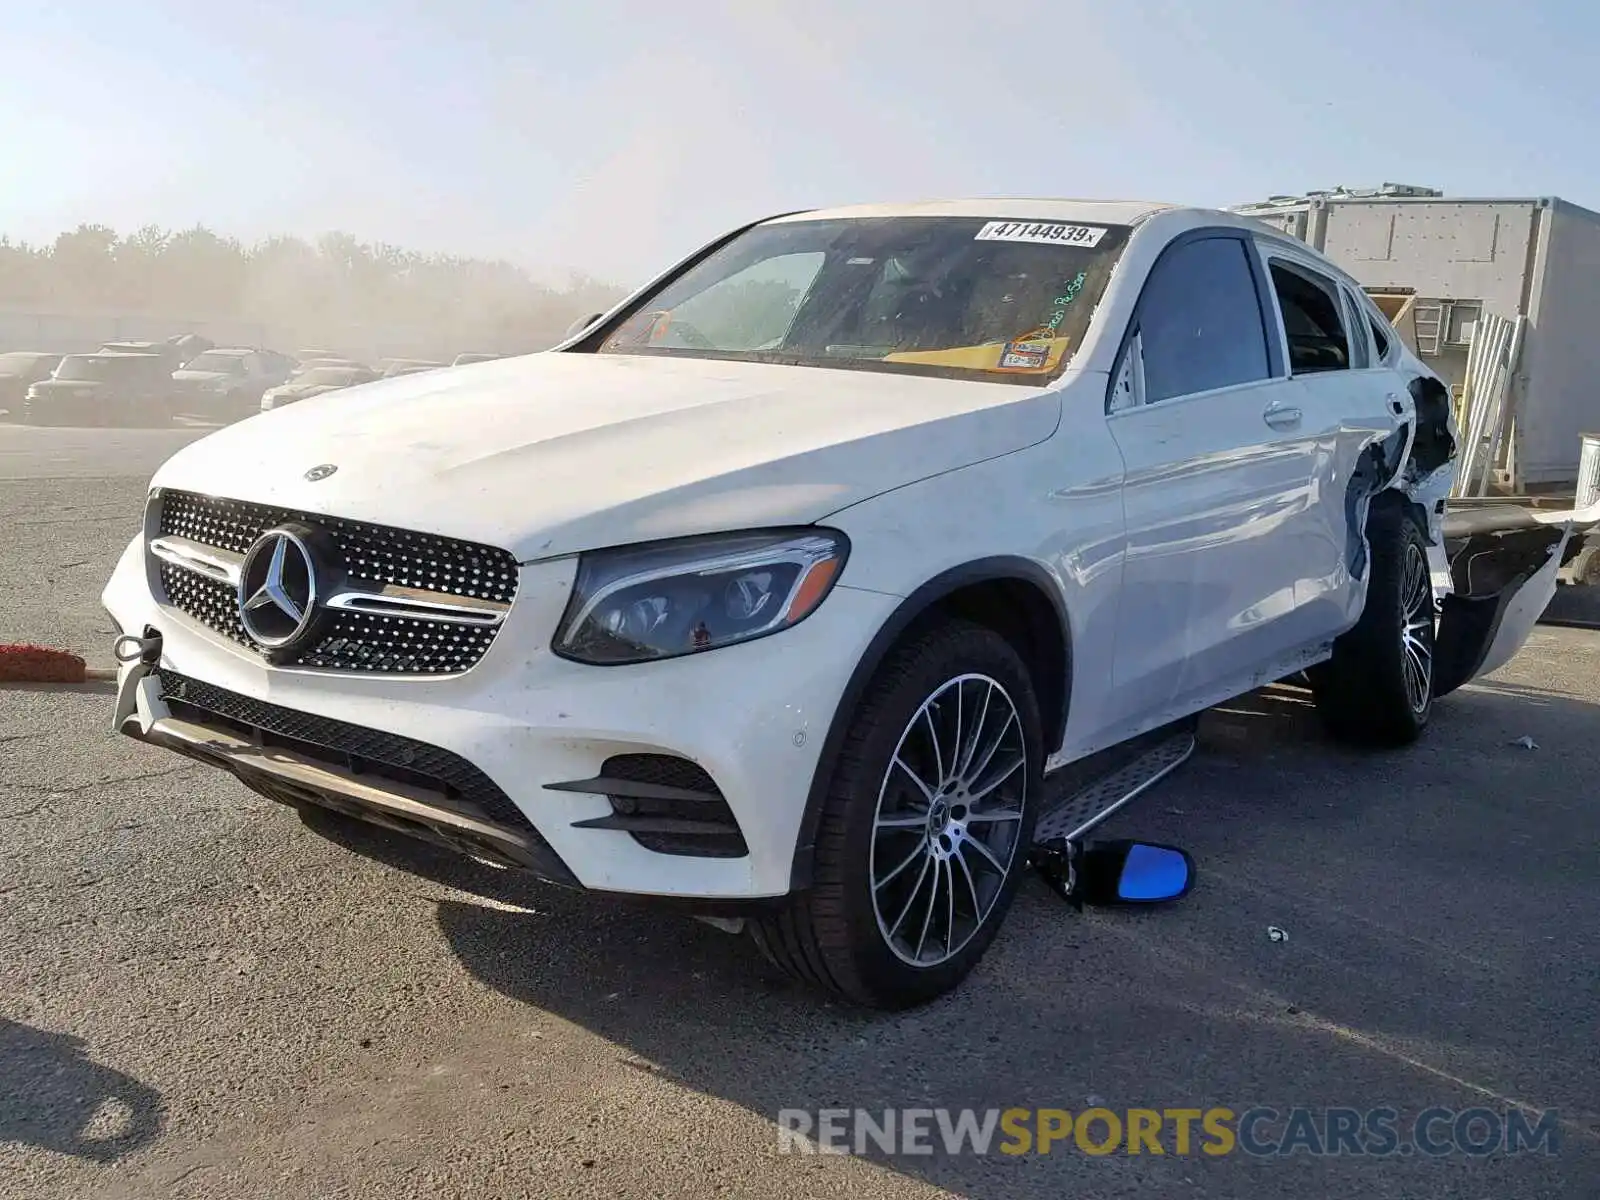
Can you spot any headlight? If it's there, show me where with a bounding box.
[553,529,849,665]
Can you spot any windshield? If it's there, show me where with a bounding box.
[53,355,165,383]
[596,216,1131,384]
[182,352,246,374]
[52,356,111,382]
[299,367,367,386]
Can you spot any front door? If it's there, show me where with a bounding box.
[1103,232,1334,734]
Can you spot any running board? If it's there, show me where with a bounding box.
[1033,718,1198,845]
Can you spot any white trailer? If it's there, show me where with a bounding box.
[1234,186,1600,492]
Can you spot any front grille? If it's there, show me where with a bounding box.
[154,489,519,674]
[156,669,534,834]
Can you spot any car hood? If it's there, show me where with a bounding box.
[172,370,233,384]
[150,351,1063,560]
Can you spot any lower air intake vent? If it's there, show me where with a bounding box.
[552,753,748,858]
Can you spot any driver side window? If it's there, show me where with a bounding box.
[1132,235,1273,405]
[668,252,826,352]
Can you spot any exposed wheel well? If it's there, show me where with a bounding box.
[788,560,1071,890]
[1407,374,1455,475]
[912,580,1069,752]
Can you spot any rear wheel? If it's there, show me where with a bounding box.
[752,619,1042,1009]
[1310,498,1435,746]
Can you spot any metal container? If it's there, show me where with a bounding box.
[1577,432,1600,511]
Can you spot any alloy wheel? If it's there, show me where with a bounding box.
[869,673,1028,968]
[1401,541,1434,714]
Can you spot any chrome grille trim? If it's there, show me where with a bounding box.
[150,535,243,586]
[322,583,509,626]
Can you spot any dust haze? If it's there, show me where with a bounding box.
[0,225,627,365]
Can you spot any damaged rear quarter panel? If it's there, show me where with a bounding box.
[1327,356,1462,659]
[1353,356,1561,696]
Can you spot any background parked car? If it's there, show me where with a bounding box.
[260,364,380,411]
[22,351,175,425]
[167,332,214,364]
[381,358,446,377]
[0,352,64,416]
[253,348,300,378]
[99,340,188,370]
[288,355,367,379]
[170,348,296,418]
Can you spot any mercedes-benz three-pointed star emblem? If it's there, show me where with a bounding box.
[237,527,319,649]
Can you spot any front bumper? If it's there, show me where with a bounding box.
[103,533,894,900]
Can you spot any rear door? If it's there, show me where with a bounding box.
[1103,230,1333,732]
[1255,247,1407,634]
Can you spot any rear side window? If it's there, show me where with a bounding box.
[1136,236,1271,404]
[1270,262,1351,373]
[1368,313,1392,360]
[1341,287,1372,369]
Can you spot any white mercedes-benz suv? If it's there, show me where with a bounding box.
[106,199,1527,1008]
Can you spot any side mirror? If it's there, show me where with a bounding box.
[1075,839,1194,905]
[564,312,604,341]
[1030,837,1194,906]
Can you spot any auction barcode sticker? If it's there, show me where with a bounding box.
[974,221,1107,247]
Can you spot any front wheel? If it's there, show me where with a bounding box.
[752,620,1043,1009]
[1310,499,1436,746]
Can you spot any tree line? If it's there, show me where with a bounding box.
[0,224,628,348]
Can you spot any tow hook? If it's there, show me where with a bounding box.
[110,628,164,734]
[113,629,163,666]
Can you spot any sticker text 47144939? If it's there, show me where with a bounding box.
[974,221,1107,247]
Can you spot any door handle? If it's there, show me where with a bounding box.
[1263,402,1302,430]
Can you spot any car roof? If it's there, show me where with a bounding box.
[194,347,253,356]
[766,198,1181,227]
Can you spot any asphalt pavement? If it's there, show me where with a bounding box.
[2,426,1597,1199]
[0,422,207,482]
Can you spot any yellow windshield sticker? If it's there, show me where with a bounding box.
[884,336,1070,374]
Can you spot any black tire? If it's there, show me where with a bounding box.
[1310,497,1436,746]
[1571,543,1600,588]
[751,619,1043,1009]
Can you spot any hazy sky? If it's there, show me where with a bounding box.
[2,0,1592,285]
